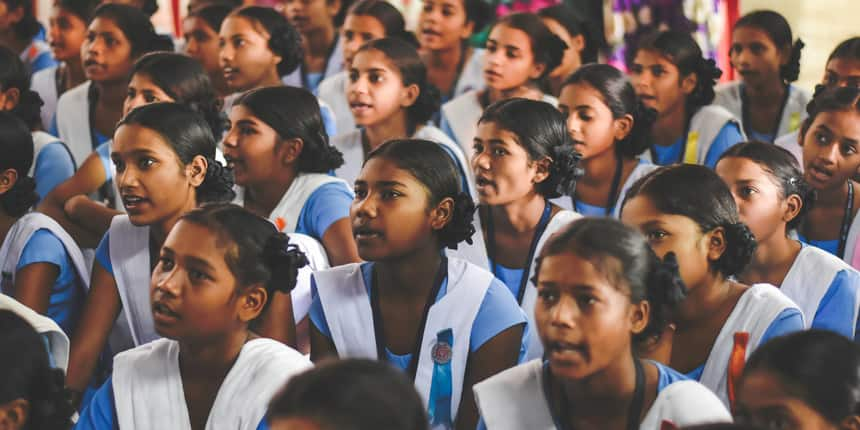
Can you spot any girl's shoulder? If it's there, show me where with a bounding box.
[641,379,731,428]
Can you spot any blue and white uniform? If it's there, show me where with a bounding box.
[31,65,59,130]
[446,48,486,103]
[551,161,658,218]
[20,39,56,74]
[713,82,811,144]
[30,130,75,199]
[642,105,745,168]
[282,36,344,95]
[775,130,803,168]
[54,81,102,168]
[473,360,731,430]
[0,294,70,370]
[798,210,860,268]
[317,71,353,136]
[310,257,528,428]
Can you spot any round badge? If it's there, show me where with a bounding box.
[431,341,452,365]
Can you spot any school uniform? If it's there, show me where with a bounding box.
[473,360,732,430]
[447,208,580,361]
[54,81,112,169]
[282,36,344,95]
[449,48,486,101]
[310,257,528,428]
[0,294,70,370]
[31,65,59,130]
[317,71,353,136]
[774,130,803,168]
[799,204,860,270]
[0,212,90,336]
[76,337,312,430]
[551,161,658,217]
[641,105,745,168]
[20,39,56,74]
[30,130,75,199]
[713,82,811,144]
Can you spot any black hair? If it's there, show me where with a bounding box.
[562,63,657,158]
[742,330,860,425]
[0,0,40,41]
[138,0,159,16]
[624,164,758,278]
[535,218,686,345]
[117,103,236,204]
[347,0,410,43]
[538,4,598,64]
[355,38,440,128]
[180,203,308,310]
[734,10,804,83]
[491,13,567,82]
[231,6,303,76]
[187,3,233,36]
[365,139,476,250]
[0,112,38,217]
[828,37,860,64]
[462,0,493,35]
[718,142,814,232]
[131,52,226,138]
[0,46,44,130]
[800,86,860,141]
[0,310,74,430]
[637,30,723,112]
[234,86,344,173]
[91,4,173,57]
[56,0,100,24]
[267,359,428,430]
[478,98,583,198]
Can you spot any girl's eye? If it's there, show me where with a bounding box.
[576,295,597,308]
[815,131,831,146]
[113,159,125,172]
[239,126,255,136]
[138,158,156,169]
[486,43,497,53]
[630,65,643,75]
[126,89,136,99]
[159,257,175,271]
[368,72,383,83]
[558,106,569,117]
[647,230,668,241]
[739,186,757,198]
[348,70,359,82]
[472,143,484,154]
[492,147,507,157]
[144,94,158,103]
[86,32,95,42]
[353,188,367,199]
[505,48,518,59]
[577,112,592,122]
[381,190,400,199]
[442,6,454,16]
[344,31,354,41]
[422,3,432,12]
[189,269,208,281]
[842,143,857,156]
[537,288,559,303]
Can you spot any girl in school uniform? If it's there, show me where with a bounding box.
[450,98,580,361]
[31,0,98,131]
[183,4,232,98]
[64,103,236,403]
[736,330,860,429]
[310,139,527,430]
[440,12,566,156]
[554,63,658,217]
[53,4,171,170]
[318,0,409,136]
[473,217,731,430]
[0,112,89,338]
[714,10,810,144]
[621,164,804,408]
[629,30,744,168]
[717,142,860,339]
[0,47,74,200]
[418,0,492,106]
[0,0,56,74]
[76,203,313,430]
[538,4,597,97]
[281,0,344,93]
[332,37,472,195]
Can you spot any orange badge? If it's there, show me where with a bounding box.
[275,217,286,232]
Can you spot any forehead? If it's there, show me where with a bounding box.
[184,15,215,32]
[164,220,233,267]
[715,156,772,182]
[621,194,698,229]
[732,26,776,46]
[220,15,267,38]
[488,24,532,48]
[343,14,385,33]
[88,16,124,35]
[356,156,425,189]
[559,82,609,110]
[810,109,860,139]
[475,120,521,144]
[826,57,860,76]
[538,251,620,289]
[424,0,465,11]
[113,123,174,155]
[632,49,675,69]
[351,48,397,72]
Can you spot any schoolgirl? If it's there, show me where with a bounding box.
[629,30,744,168]
[184,3,232,97]
[281,0,344,93]
[0,0,56,73]
[310,139,527,430]
[714,10,810,144]
[538,4,598,96]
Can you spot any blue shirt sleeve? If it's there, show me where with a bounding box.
[75,376,118,430]
[30,51,58,74]
[760,307,805,345]
[440,114,456,144]
[97,141,112,182]
[49,114,59,138]
[308,275,332,339]
[16,229,68,271]
[319,102,337,137]
[703,122,744,168]
[34,142,76,199]
[95,232,113,276]
[469,279,528,352]
[296,182,353,240]
[812,269,860,340]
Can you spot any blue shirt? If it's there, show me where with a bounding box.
[806,267,860,340]
[319,102,337,137]
[574,200,607,217]
[294,181,353,241]
[797,233,840,257]
[97,141,112,182]
[34,141,76,199]
[94,232,115,275]
[492,263,525,299]
[651,122,744,168]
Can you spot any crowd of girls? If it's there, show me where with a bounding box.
[4,2,860,430]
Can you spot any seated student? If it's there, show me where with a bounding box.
[538,4,598,97]
[76,203,313,430]
[267,359,429,430]
[0,310,74,430]
[621,164,804,407]
[332,37,472,196]
[440,12,566,157]
[317,0,409,136]
[474,218,732,429]
[777,37,860,164]
[281,0,343,93]
[793,88,860,268]
[714,10,810,144]
[0,294,70,371]
[735,330,860,429]
[183,4,232,98]
[629,31,744,168]
[310,139,527,430]
[716,142,860,339]
[0,47,74,200]
[0,0,56,74]
[449,98,580,361]
[0,112,89,338]
[554,64,658,217]
[31,0,98,131]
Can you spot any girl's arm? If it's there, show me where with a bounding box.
[309,323,339,362]
[64,196,122,247]
[256,291,297,347]
[321,218,361,266]
[37,152,109,246]
[13,263,59,314]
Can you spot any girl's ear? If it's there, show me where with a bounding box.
[781,193,803,225]
[237,284,267,322]
[429,196,455,232]
[705,226,728,265]
[279,137,305,165]
[529,61,547,81]
[613,113,634,141]
[532,156,551,185]
[629,299,650,336]
[459,19,475,40]
[680,72,697,96]
[0,168,19,195]
[400,83,420,109]
[570,34,586,54]
[0,87,20,111]
[187,155,208,187]
[326,0,341,18]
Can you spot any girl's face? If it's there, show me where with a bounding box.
[122,73,173,117]
[730,26,785,87]
[48,6,88,62]
[535,251,647,380]
[630,49,693,117]
[472,120,548,205]
[112,124,205,226]
[351,156,448,261]
[418,0,472,51]
[801,110,860,191]
[222,104,292,187]
[558,82,627,161]
[622,195,723,291]
[823,57,860,90]
[151,220,265,341]
[542,17,583,80]
[82,17,134,83]
[735,370,840,430]
[483,24,544,92]
[716,157,793,245]
[347,49,417,128]
[341,14,386,67]
[281,0,338,35]
[219,16,281,93]
[184,16,221,75]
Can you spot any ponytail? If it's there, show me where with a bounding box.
[782,39,804,83]
[0,112,38,217]
[637,251,686,344]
